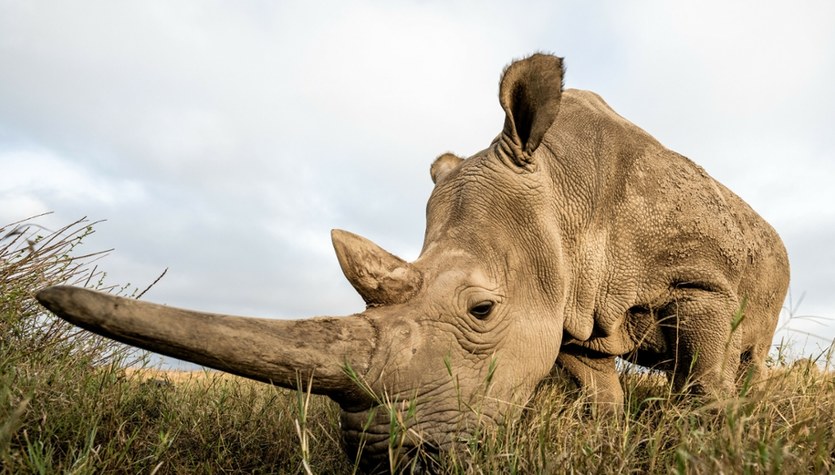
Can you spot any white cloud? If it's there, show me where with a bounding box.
[1,0,833,360]
[0,148,147,219]
[0,194,49,224]
[600,2,835,160]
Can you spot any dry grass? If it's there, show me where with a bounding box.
[122,367,238,385]
[2,215,833,474]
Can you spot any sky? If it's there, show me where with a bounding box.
[1,0,833,365]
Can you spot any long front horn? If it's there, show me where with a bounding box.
[36,286,375,403]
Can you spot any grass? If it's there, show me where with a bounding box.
[1,216,834,474]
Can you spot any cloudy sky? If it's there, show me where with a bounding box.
[2,1,833,365]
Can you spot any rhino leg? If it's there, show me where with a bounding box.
[736,339,770,385]
[556,348,623,414]
[662,289,742,398]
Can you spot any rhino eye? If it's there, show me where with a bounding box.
[469,301,494,319]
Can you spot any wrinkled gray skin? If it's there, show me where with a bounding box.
[36,54,790,473]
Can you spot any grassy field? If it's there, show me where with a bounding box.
[2,216,833,474]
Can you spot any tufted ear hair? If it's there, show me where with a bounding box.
[499,53,564,166]
[430,153,464,184]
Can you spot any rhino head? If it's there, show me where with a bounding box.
[35,55,566,471]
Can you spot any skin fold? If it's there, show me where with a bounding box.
[36,53,790,473]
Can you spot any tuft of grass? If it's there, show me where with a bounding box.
[2,215,834,473]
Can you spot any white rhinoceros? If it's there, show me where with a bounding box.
[37,53,790,473]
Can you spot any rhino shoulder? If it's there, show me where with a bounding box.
[561,89,625,122]
[556,89,662,152]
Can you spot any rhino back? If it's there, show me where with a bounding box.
[546,89,789,355]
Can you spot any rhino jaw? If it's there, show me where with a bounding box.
[35,285,377,402]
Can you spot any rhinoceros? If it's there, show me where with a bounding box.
[36,53,790,471]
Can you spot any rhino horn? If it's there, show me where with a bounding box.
[499,53,564,164]
[430,152,464,184]
[35,285,375,403]
[331,229,422,306]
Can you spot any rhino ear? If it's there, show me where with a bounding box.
[332,229,422,306]
[430,153,464,184]
[499,53,564,166]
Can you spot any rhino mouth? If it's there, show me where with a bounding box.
[340,405,441,474]
[342,432,439,475]
[339,400,500,473]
